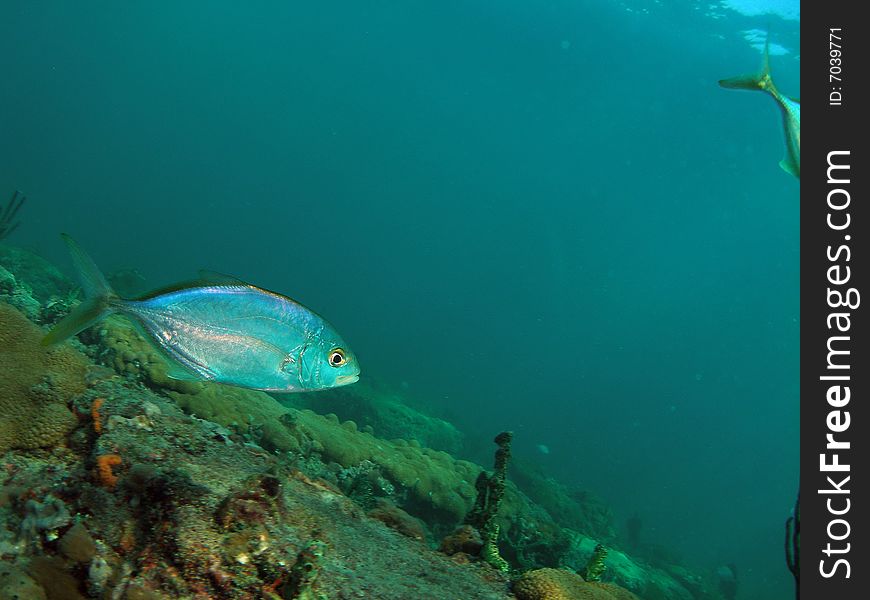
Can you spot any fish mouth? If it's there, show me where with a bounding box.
[335,374,360,386]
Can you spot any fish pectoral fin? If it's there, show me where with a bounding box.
[779,157,799,178]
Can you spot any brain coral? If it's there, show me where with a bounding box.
[513,568,638,600]
[590,582,642,600]
[0,303,87,453]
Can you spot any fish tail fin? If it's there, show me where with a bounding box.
[42,234,120,346]
[718,35,774,93]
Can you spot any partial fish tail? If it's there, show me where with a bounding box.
[718,36,776,95]
[42,234,120,346]
[718,33,800,179]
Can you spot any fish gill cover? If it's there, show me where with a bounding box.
[0,1,798,599]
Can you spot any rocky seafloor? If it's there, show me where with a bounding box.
[0,242,728,600]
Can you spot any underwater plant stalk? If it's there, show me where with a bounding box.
[0,190,25,241]
[583,543,608,582]
[464,431,513,572]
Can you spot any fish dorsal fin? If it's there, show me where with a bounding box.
[197,270,249,287]
[134,271,302,308]
[761,34,771,79]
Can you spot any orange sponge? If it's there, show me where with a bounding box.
[96,454,122,488]
[91,398,105,434]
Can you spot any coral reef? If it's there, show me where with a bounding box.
[0,246,726,599]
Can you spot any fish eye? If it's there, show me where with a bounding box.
[328,348,348,367]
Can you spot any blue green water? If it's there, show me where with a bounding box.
[1,1,799,598]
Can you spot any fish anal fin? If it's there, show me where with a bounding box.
[41,297,111,346]
[163,360,205,381]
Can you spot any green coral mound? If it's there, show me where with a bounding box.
[170,385,301,454]
[295,409,479,523]
[294,379,464,454]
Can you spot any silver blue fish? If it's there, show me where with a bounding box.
[43,235,360,392]
[719,38,800,179]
